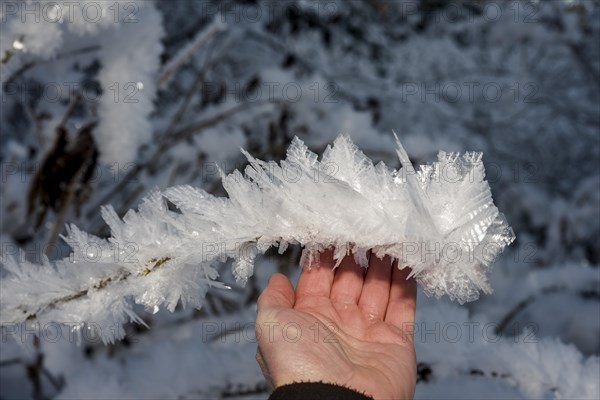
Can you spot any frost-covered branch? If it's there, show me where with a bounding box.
[414,302,600,400]
[1,134,514,342]
[158,19,227,89]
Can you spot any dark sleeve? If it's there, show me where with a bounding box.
[268,381,373,400]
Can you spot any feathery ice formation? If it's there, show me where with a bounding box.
[0,134,515,342]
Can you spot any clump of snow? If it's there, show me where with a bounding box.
[94,3,164,164]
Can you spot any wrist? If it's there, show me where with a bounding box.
[270,381,373,400]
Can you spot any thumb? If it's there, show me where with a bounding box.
[257,273,295,311]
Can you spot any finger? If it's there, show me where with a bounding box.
[257,273,295,311]
[358,254,393,318]
[296,248,336,299]
[330,252,366,304]
[384,262,417,330]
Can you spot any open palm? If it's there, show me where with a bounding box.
[255,249,417,399]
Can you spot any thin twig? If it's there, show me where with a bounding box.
[494,285,600,335]
[0,358,22,367]
[158,21,225,88]
[3,46,100,87]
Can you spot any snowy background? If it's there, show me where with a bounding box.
[1,0,599,399]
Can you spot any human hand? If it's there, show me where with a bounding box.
[255,249,417,399]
